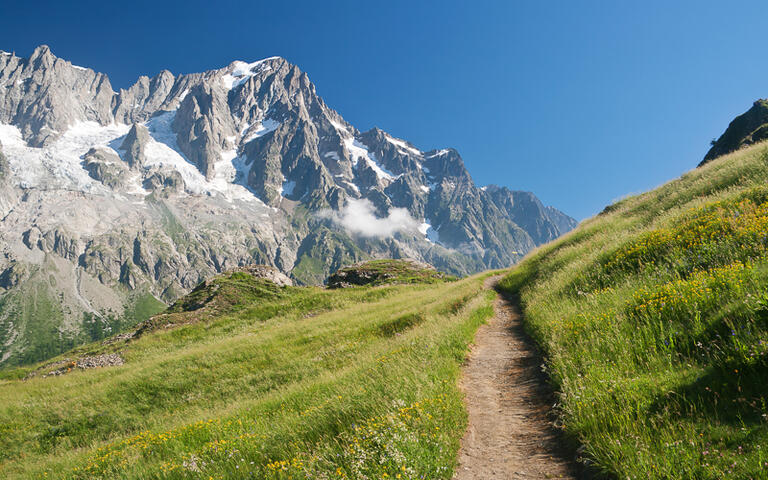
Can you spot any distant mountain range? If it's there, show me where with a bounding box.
[0,45,576,367]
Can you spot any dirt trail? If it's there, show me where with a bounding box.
[453,276,578,479]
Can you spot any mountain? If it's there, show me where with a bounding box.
[700,99,768,165]
[0,45,575,367]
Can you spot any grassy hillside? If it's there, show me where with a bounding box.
[499,142,768,478]
[0,268,497,479]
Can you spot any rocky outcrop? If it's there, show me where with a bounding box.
[143,168,184,195]
[701,99,768,165]
[159,265,292,317]
[326,259,450,288]
[83,147,127,188]
[173,83,237,178]
[232,265,292,287]
[545,205,578,236]
[120,123,150,168]
[28,353,125,379]
[0,262,27,289]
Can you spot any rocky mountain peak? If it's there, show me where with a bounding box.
[0,44,116,147]
[29,44,54,64]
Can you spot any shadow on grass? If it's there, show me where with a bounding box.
[649,358,768,428]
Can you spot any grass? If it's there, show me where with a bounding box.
[498,141,768,478]
[0,268,498,479]
[126,291,167,325]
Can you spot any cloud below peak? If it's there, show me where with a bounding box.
[321,198,420,238]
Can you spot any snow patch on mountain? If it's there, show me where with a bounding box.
[144,112,260,203]
[427,223,440,243]
[244,118,280,142]
[280,180,296,197]
[220,58,279,91]
[0,111,266,205]
[0,113,266,205]
[343,180,360,194]
[384,134,421,156]
[418,220,440,243]
[346,138,396,181]
[329,119,399,182]
[426,149,451,158]
[329,118,349,133]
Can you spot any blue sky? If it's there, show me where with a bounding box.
[0,0,764,219]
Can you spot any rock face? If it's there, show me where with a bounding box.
[120,124,150,168]
[0,45,576,368]
[0,46,115,147]
[700,99,768,165]
[83,147,128,188]
[0,142,8,177]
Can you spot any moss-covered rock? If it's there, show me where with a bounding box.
[701,99,768,165]
[326,259,455,288]
[168,265,291,313]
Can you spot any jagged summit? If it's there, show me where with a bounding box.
[222,56,286,70]
[0,45,576,367]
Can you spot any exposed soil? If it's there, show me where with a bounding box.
[453,276,578,479]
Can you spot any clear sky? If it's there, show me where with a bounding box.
[0,0,764,219]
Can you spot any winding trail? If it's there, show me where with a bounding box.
[453,276,578,479]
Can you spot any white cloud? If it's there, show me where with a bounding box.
[322,198,420,238]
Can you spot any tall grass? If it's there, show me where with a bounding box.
[499,143,768,478]
[0,273,497,479]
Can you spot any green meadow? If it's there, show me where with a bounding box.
[0,270,498,479]
[499,142,768,478]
